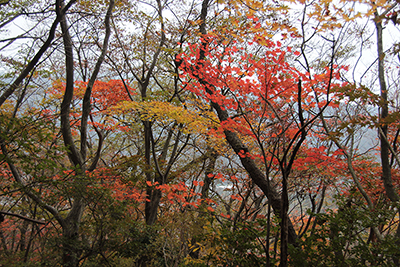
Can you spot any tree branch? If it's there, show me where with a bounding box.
[0,211,46,225]
[0,0,77,108]
[80,0,114,161]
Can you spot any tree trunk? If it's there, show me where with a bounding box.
[375,19,400,203]
[375,12,400,265]
[195,0,299,249]
[143,120,160,226]
[62,199,84,267]
[190,148,218,259]
[145,188,162,225]
[280,173,289,267]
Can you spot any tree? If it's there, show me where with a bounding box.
[0,0,116,265]
[175,1,352,265]
[1,0,400,266]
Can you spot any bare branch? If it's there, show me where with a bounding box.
[0,211,46,225]
[0,0,77,108]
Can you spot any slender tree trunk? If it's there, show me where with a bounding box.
[17,219,29,252]
[143,120,159,225]
[280,172,289,267]
[375,19,400,203]
[142,0,166,226]
[145,187,162,225]
[190,148,218,259]
[375,13,400,265]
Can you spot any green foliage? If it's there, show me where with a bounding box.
[189,217,278,266]
[290,194,400,267]
[116,223,165,266]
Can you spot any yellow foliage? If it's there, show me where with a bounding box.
[0,100,15,117]
[112,100,231,154]
[113,100,217,134]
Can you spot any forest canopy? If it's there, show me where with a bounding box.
[0,0,400,266]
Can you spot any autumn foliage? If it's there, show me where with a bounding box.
[1,0,400,266]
